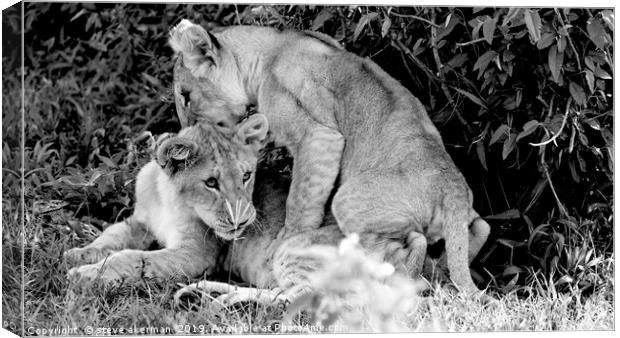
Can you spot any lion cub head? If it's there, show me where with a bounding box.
[169,19,250,129]
[156,114,268,240]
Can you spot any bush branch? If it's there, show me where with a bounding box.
[430,10,471,132]
[389,11,440,27]
[530,99,571,147]
[555,8,582,71]
[542,163,569,218]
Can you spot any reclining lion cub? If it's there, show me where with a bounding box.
[64,114,269,285]
[168,20,490,294]
[175,172,346,306]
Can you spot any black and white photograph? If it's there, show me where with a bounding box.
[1,1,615,335]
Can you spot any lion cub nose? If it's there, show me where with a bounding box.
[224,217,250,227]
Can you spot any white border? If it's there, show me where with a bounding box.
[0,1,616,338]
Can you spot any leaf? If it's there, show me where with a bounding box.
[483,16,497,44]
[33,200,69,215]
[502,95,516,110]
[569,81,587,106]
[411,38,425,56]
[312,8,334,31]
[502,49,516,62]
[601,9,614,31]
[436,14,459,41]
[502,132,517,159]
[585,119,601,131]
[486,209,521,220]
[587,18,610,50]
[444,13,452,28]
[523,9,542,42]
[381,17,392,38]
[594,66,612,79]
[353,12,378,42]
[490,124,509,145]
[502,8,523,26]
[585,70,595,92]
[470,17,484,39]
[447,53,469,69]
[497,238,527,248]
[452,87,486,108]
[547,45,564,83]
[515,89,522,107]
[557,36,567,53]
[70,8,87,22]
[584,55,595,70]
[97,154,118,168]
[473,50,497,73]
[536,32,555,49]
[476,141,487,170]
[517,120,540,141]
[502,265,526,276]
[142,72,161,87]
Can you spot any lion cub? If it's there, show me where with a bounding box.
[169,20,490,295]
[176,172,345,306]
[64,114,269,285]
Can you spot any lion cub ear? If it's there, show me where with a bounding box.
[236,114,269,152]
[169,19,220,74]
[156,136,200,175]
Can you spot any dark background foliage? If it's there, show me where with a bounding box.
[2,4,613,296]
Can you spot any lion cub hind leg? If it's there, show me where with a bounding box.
[64,218,154,266]
[468,217,491,263]
[273,226,344,298]
[331,180,427,278]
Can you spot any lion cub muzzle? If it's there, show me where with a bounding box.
[216,198,256,239]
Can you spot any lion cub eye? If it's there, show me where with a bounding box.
[205,177,219,189]
[242,172,252,182]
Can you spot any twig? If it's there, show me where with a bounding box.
[530,99,571,147]
[430,10,471,133]
[542,163,569,218]
[389,11,440,27]
[398,49,422,89]
[392,38,437,84]
[233,5,241,25]
[456,35,503,48]
[555,8,581,71]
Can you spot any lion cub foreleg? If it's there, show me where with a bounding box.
[283,125,344,233]
[68,240,218,286]
[64,218,154,266]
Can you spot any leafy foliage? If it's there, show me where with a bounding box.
[2,4,613,296]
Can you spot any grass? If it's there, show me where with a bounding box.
[1,200,614,335]
[415,285,614,331]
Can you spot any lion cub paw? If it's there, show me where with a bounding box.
[67,264,102,285]
[66,263,127,287]
[64,247,114,266]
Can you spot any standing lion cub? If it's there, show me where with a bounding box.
[64,114,269,285]
[169,20,490,294]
